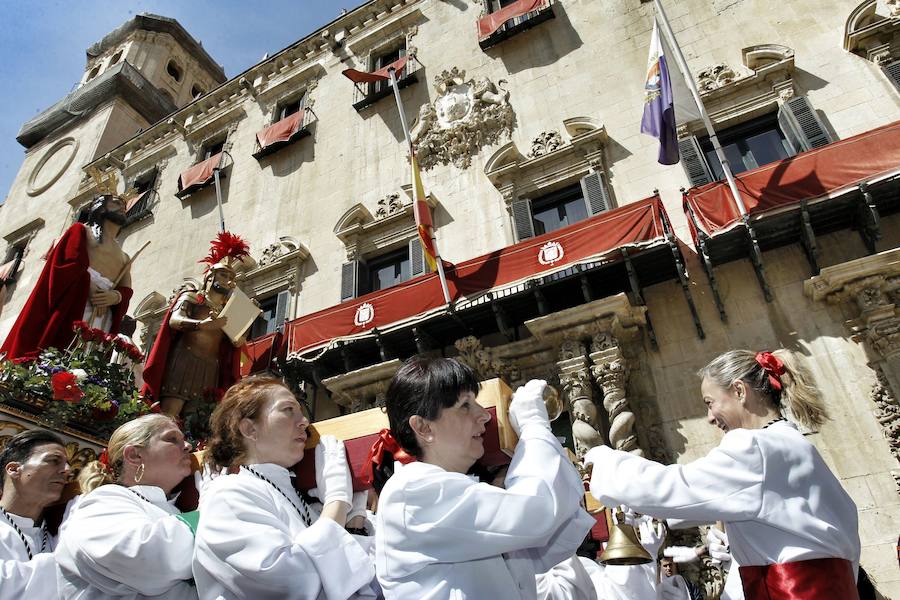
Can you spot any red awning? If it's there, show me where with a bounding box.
[177,152,223,196]
[285,195,669,357]
[342,56,410,84]
[125,190,148,213]
[256,112,305,151]
[478,0,549,39]
[241,332,283,377]
[684,120,900,240]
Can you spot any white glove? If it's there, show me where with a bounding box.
[193,464,226,498]
[347,490,368,522]
[314,435,352,506]
[508,379,550,435]
[705,527,732,565]
[582,445,607,502]
[636,514,666,558]
[663,545,701,564]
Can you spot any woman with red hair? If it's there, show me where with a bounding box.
[586,349,860,600]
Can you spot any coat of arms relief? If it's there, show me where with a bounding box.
[411,67,515,170]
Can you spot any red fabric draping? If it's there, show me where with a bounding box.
[739,558,858,600]
[255,112,305,151]
[478,0,549,39]
[0,224,132,360]
[240,332,283,377]
[342,55,410,84]
[285,195,668,357]
[177,152,223,194]
[685,120,900,238]
[125,190,148,213]
[0,260,16,283]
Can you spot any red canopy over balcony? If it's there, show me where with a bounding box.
[684,120,900,245]
[285,195,670,357]
[478,0,550,40]
[254,111,312,158]
[176,152,223,198]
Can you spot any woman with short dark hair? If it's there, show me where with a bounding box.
[373,357,593,599]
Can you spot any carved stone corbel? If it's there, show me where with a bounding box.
[556,340,605,461]
[590,344,642,456]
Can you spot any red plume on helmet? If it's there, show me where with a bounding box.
[199,231,250,272]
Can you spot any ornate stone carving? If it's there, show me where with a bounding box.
[374,193,404,219]
[872,368,900,465]
[411,67,514,171]
[591,347,642,456]
[590,331,616,353]
[454,336,520,381]
[699,559,727,600]
[559,338,586,361]
[527,130,563,158]
[256,238,302,268]
[558,352,605,461]
[697,64,739,92]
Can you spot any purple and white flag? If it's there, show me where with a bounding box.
[641,21,679,165]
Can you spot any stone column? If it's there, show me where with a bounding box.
[590,335,642,456]
[557,339,605,460]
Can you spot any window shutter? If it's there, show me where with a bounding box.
[273,290,291,332]
[409,237,426,277]
[340,261,359,302]
[678,136,713,187]
[883,60,900,93]
[511,198,535,241]
[580,171,612,216]
[778,96,833,152]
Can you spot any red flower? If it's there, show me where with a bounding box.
[113,337,129,351]
[127,346,144,362]
[72,321,90,333]
[51,372,84,403]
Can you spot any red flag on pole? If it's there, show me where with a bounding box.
[411,154,438,272]
[342,56,410,84]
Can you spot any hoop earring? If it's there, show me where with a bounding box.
[134,463,145,484]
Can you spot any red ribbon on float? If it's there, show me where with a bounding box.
[755,351,786,392]
[364,429,415,485]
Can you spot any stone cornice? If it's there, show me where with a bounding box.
[804,248,900,303]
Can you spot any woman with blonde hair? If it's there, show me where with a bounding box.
[192,375,377,599]
[55,413,197,599]
[585,349,860,600]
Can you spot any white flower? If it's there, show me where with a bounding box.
[70,369,88,383]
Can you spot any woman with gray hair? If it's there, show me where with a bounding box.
[585,349,860,600]
[55,413,198,599]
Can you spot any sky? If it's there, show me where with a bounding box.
[0,0,364,204]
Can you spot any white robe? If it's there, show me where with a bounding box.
[0,511,57,600]
[577,557,658,600]
[55,484,197,600]
[375,424,595,600]
[192,463,377,600]
[536,556,598,600]
[588,421,860,572]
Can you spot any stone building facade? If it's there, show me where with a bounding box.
[1,0,900,594]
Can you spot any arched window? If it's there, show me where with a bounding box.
[166,60,182,82]
[110,50,123,65]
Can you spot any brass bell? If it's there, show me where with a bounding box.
[598,507,653,565]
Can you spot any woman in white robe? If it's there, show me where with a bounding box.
[192,375,377,600]
[585,349,860,600]
[373,357,594,600]
[55,413,197,599]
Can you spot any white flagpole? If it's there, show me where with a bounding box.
[653,0,748,218]
[387,66,452,305]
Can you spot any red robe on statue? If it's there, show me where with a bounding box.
[140,294,242,405]
[0,223,132,360]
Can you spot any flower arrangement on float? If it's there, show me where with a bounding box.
[0,321,150,437]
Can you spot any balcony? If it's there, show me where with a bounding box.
[478,0,555,51]
[351,56,422,112]
[253,108,316,160]
[124,189,158,226]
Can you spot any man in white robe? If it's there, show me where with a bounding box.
[0,429,70,600]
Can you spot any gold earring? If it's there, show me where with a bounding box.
[134,463,145,484]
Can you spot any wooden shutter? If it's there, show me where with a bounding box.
[409,237,427,277]
[777,96,833,152]
[580,171,612,216]
[273,290,291,332]
[678,136,713,187]
[340,261,359,302]
[883,60,900,93]
[511,198,535,241]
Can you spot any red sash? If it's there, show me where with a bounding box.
[739,558,858,600]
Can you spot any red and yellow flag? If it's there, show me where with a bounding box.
[411,154,438,272]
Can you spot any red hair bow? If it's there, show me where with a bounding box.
[98,449,111,473]
[755,351,786,392]
[364,429,415,485]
